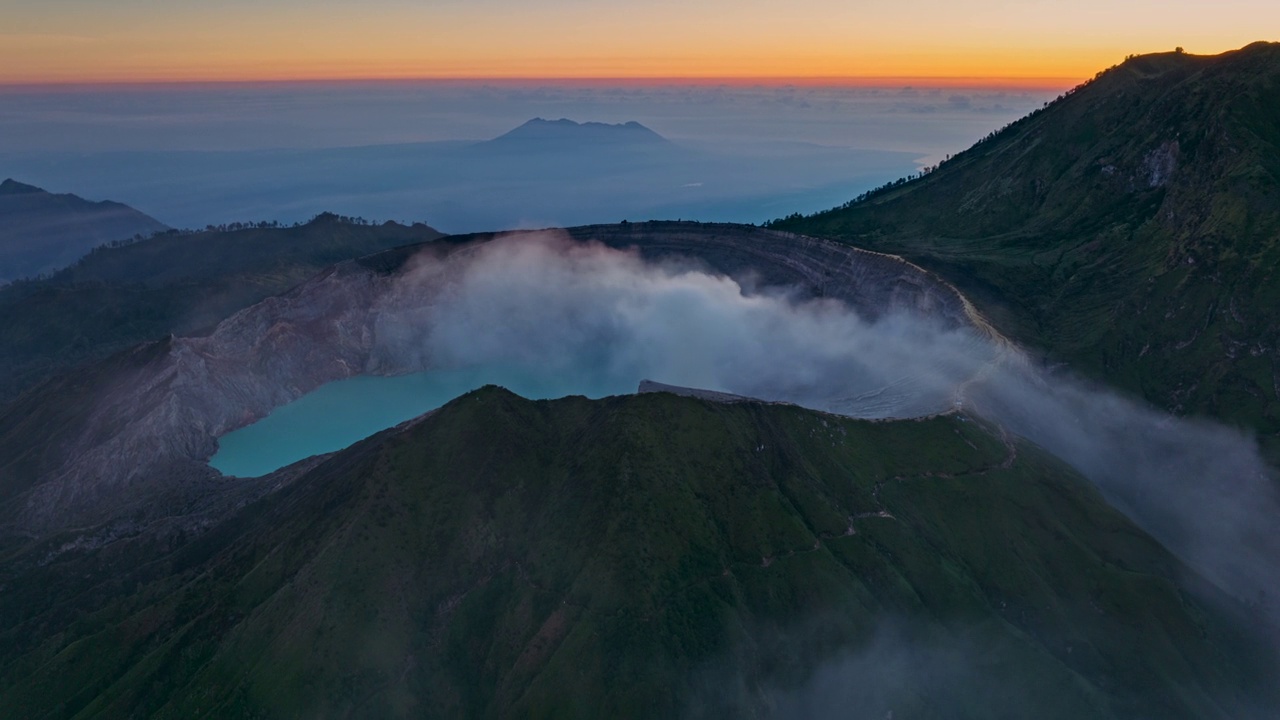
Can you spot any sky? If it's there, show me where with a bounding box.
[2,0,1276,85]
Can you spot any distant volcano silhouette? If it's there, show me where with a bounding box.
[481,118,669,147]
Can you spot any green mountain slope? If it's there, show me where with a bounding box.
[781,42,1280,457]
[0,214,442,403]
[1,388,1269,719]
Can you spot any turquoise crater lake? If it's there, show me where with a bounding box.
[209,367,633,477]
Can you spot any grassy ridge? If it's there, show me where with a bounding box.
[0,179,170,283]
[0,388,1268,718]
[782,43,1280,459]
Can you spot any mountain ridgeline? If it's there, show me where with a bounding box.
[783,42,1280,458]
[0,179,169,283]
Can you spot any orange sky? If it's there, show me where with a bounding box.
[2,1,1276,85]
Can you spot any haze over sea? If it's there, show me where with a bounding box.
[0,81,1056,231]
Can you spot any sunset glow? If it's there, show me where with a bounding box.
[3,0,1276,86]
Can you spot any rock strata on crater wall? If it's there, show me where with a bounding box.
[572,223,985,330]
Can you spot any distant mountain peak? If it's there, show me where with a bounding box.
[0,179,46,196]
[487,117,667,145]
[0,181,168,282]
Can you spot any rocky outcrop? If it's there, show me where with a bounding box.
[1,222,996,535]
[1141,140,1180,188]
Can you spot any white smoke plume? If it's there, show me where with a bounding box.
[381,231,994,419]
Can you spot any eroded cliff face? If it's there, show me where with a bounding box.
[1,222,996,535]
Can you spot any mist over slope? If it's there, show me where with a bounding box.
[0,179,168,282]
[782,42,1280,459]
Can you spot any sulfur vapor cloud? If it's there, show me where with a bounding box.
[380,231,994,419]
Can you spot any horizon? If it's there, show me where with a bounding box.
[5,0,1276,85]
[0,75,1081,92]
